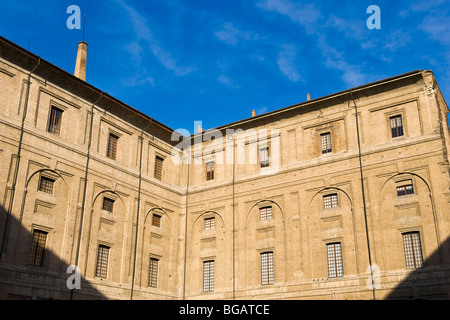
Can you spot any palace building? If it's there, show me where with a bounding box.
[0,36,449,300]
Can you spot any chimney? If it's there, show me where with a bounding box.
[252,110,256,117]
[307,93,311,101]
[74,41,88,81]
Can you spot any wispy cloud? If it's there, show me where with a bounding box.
[116,0,195,78]
[257,0,370,87]
[256,0,320,33]
[277,44,301,82]
[217,75,240,88]
[214,22,259,46]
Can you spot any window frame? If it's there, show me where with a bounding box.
[107,133,119,160]
[323,193,338,209]
[154,155,164,181]
[95,245,110,279]
[327,242,344,278]
[204,217,215,230]
[397,184,414,197]
[390,115,404,138]
[402,231,424,269]
[259,206,273,221]
[259,146,270,168]
[28,229,48,267]
[203,260,215,292]
[38,176,55,195]
[261,251,274,286]
[321,132,332,154]
[152,214,162,228]
[148,257,159,288]
[102,197,115,213]
[206,161,215,181]
[47,106,64,136]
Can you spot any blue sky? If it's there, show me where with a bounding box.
[1,0,450,132]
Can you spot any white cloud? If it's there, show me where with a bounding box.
[277,44,301,82]
[217,75,240,88]
[115,0,195,77]
[256,0,320,33]
[214,22,259,46]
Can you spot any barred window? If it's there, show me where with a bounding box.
[321,133,332,154]
[260,207,273,221]
[148,258,159,288]
[96,245,110,278]
[48,107,63,136]
[152,214,162,228]
[102,197,115,213]
[327,242,344,278]
[261,252,274,285]
[39,176,55,194]
[28,230,47,267]
[324,194,338,209]
[397,184,414,197]
[107,133,119,160]
[203,260,214,292]
[204,217,215,230]
[206,161,215,181]
[390,115,404,138]
[260,147,270,168]
[403,232,423,269]
[154,156,164,180]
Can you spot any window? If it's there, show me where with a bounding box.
[321,133,332,154]
[403,232,423,269]
[260,147,270,168]
[397,184,414,197]
[148,258,159,288]
[96,245,110,278]
[206,161,215,181]
[323,194,338,209]
[261,252,274,285]
[260,207,273,221]
[203,260,214,292]
[107,133,119,160]
[154,156,164,180]
[204,217,215,230]
[28,230,48,267]
[39,176,55,194]
[390,115,404,138]
[102,197,115,213]
[152,214,162,228]
[327,242,344,278]
[48,107,63,136]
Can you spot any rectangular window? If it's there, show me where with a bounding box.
[260,207,273,221]
[403,232,423,269]
[327,242,344,278]
[206,161,215,181]
[96,245,110,278]
[261,252,274,285]
[203,260,214,292]
[321,133,332,154]
[390,115,404,138]
[154,156,164,180]
[204,217,215,230]
[148,258,159,288]
[397,184,414,197]
[102,197,115,213]
[28,230,47,267]
[260,147,270,168]
[107,133,119,160]
[39,176,55,194]
[152,214,161,228]
[47,107,63,136]
[324,194,338,209]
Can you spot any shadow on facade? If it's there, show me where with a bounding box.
[0,205,107,300]
[386,237,450,300]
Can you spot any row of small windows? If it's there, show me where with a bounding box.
[27,227,424,290]
[45,106,406,182]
